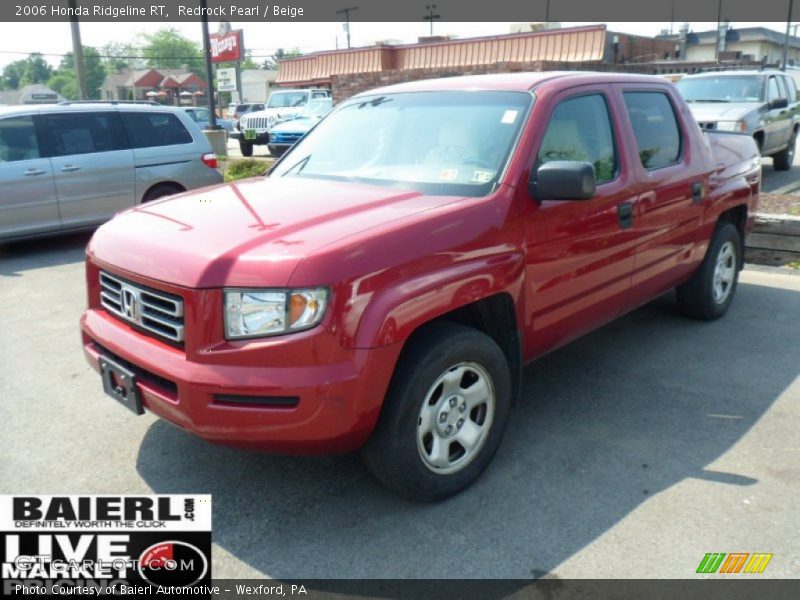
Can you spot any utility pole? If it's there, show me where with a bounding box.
[200,0,218,128]
[424,4,441,36]
[68,0,87,100]
[715,0,723,63]
[670,0,675,35]
[782,0,795,70]
[336,6,359,49]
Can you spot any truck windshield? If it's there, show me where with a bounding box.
[296,98,332,119]
[271,91,532,196]
[677,76,764,103]
[267,92,309,108]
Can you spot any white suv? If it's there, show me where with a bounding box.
[235,89,331,156]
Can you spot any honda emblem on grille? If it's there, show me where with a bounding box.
[121,287,140,321]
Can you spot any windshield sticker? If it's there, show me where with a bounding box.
[501,110,519,124]
[471,170,495,183]
[439,168,458,181]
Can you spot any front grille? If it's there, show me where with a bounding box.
[241,116,270,130]
[99,271,185,344]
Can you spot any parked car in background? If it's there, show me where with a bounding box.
[267,98,333,157]
[677,70,800,170]
[0,102,222,242]
[81,72,760,501]
[181,106,233,133]
[235,88,331,156]
[229,102,265,131]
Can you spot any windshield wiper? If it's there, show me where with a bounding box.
[280,154,311,176]
[687,98,731,103]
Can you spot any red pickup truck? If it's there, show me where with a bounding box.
[81,72,760,501]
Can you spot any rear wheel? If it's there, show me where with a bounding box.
[362,322,511,502]
[676,221,742,320]
[143,183,183,202]
[239,140,254,157]
[773,130,796,171]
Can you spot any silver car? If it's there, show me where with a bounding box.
[0,101,223,242]
[677,70,800,170]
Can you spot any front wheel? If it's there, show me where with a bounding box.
[773,130,796,171]
[676,221,742,320]
[239,140,254,157]
[362,322,511,502]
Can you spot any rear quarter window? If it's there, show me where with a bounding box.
[623,92,682,170]
[120,112,193,148]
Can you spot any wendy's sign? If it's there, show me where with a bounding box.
[210,29,242,63]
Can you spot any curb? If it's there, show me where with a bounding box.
[746,213,800,267]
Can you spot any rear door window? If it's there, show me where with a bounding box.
[0,115,40,162]
[537,93,618,183]
[39,111,127,156]
[120,112,193,148]
[622,92,682,170]
[784,76,798,101]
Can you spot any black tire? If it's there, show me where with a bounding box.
[268,145,285,157]
[239,140,254,157]
[773,130,796,171]
[676,221,742,320]
[362,322,512,502]
[142,183,183,202]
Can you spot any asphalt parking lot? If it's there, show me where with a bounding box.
[1,234,799,580]
[761,150,800,193]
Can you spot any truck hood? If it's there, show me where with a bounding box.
[88,176,462,289]
[687,101,762,122]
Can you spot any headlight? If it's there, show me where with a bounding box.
[224,288,328,339]
[716,120,747,132]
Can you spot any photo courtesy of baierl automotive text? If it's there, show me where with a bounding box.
[1,0,799,594]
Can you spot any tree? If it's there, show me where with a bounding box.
[48,47,106,100]
[47,72,76,99]
[139,28,204,75]
[20,53,53,86]
[261,48,302,71]
[1,59,27,90]
[101,41,144,72]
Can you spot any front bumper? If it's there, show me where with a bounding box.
[233,130,269,144]
[81,305,401,454]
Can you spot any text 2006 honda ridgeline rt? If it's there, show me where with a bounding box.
[82,73,760,501]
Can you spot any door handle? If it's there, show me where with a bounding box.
[24,168,46,176]
[61,165,81,172]
[692,181,704,204]
[617,201,634,229]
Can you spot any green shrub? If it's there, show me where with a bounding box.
[224,159,272,182]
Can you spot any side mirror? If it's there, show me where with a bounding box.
[769,97,789,110]
[530,161,596,201]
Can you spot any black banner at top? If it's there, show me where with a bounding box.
[2,0,800,22]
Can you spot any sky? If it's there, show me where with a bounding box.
[0,21,791,70]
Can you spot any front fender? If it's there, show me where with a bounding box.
[352,252,525,348]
